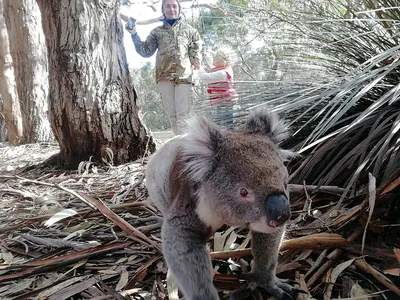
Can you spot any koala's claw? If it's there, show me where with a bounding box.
[238,273,306,300]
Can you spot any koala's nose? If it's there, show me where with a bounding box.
[265,194,291,227]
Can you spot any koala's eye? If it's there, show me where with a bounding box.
[239,188,249,197]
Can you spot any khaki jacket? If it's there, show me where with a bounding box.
[132,18,202,83]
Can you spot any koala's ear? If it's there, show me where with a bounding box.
[181,117,223,182]
[245,108,289,144]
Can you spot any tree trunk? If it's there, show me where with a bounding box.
[3,0,53,142]
[36,0,155,168]
[0,0,23,145]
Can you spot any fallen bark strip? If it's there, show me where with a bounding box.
[20,234,93,251]
[289,184,345,195]
[306,229,361,287]
[333,170,400,227]
[12,277,81,300]
[11,273,119,300]
[1,175,97,209]
[210,233,347,259]
[378,168,400,197]
[0,242,131,281]
[46,275,123,300]
[125,254,163,290]
[343,243,400,262]
[0,236,41,258]
[346,254,400,297]
[0,201,154,234]
[77,192,162,252]
[320,172,400,287]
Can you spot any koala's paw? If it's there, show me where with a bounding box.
[233,273,306,300]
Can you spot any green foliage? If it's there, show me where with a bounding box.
[273,0,400,192]
[231,0,248,7]
[131,63,170,131]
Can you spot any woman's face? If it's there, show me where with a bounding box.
[163,0,179,19]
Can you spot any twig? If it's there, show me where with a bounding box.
[77,192,162,252]
[305,249,328,278]
[289,184,345,195]
[113,172,145,203]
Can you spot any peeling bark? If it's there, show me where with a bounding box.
[0,96,7,141]
[36,0,155,168]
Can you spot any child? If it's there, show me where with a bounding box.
[195,49,239,127]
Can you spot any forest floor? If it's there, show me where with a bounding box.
[0,138,399,300]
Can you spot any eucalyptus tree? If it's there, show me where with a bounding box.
[0,0,23,145]
[36,0,154,168]
[3,0,53,143]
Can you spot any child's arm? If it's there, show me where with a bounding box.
[196,69,228,84]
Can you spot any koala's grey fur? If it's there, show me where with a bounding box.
[146,109,300,300]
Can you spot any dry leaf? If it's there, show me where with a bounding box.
[37,275,89,298]
[65,229,87,240]
[115,267,129,291]
[324,258,355,300]
[350,282,371,299]
[383,268,400,276]
[98,269,119,275]
[225,231,238,251]
[394,248,400,263]
[44,209,78,227]
[214,227,235,252]
[1,251,14,264]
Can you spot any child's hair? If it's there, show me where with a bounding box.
[214,48,236,66]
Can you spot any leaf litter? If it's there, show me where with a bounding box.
[0,141,399,299]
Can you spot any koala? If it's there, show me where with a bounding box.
[145,109,301,300]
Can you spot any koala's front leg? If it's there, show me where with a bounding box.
[162,218,219,300]
[243,229,302,300]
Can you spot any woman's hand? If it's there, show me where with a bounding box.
[126,26,137,35]
[120,13,137,35]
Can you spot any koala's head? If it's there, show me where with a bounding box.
[180,109,294,234]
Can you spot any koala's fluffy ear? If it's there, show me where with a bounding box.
[245,108,289,144]
[181,117,222,182]
[246,108,297,161]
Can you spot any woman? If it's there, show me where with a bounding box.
[126,0,202,134]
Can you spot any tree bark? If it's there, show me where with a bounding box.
[0,96,7,141]
[0,0,23,145]
[3,0,53,142]
[36,0,155,168]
